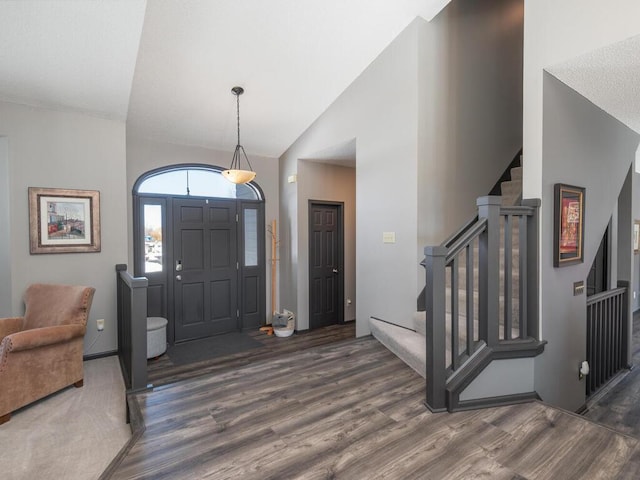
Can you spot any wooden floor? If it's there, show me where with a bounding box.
[147,322,356,386]
[107,334,640,479]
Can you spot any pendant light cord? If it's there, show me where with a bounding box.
[236,91,241,147]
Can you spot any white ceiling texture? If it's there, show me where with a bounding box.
[0,0,450,159]
[2,1,639,161]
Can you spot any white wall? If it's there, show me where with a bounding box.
[126,135,280,316]
[280,19,421,335]
[297,160,357,323]
[0,101,128,356]
[523,0,640,199]
[536,75,639,410]
[280,0,524,336]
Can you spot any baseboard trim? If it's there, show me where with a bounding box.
[453,391,540,412]
[83,350,118,361]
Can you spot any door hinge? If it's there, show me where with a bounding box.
[236,213,239,222]
[237,261,239,270]
[237,309,240,318]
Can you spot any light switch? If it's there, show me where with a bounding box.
[383,232,396,244]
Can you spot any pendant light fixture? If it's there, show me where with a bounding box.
[222,86,256,184]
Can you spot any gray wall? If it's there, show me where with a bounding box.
[0,101,128,356]
[0,137,11,316]
[418,0,524,281]
[633,154,640,312]
[460,358,534,401]
[126,135,280,316]
[280,0,523,335]
[297,160,357,323]
[522,0,640,200]
[537,74,639,410]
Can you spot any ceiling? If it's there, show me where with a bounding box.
[3,1,639,162]
[547,34,640,137]
[0,0,451,159]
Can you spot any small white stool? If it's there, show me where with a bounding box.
[147,316,168,359]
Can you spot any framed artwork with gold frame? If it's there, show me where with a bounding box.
[29,187,101,254]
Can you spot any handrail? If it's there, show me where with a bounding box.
[445,217,487,263]
[500,205,536,216]
[586,286,627,305]
[442,214,480,249]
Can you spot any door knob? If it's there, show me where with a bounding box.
[176,275,182,281]
[332,268,338,274]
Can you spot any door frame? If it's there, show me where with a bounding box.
[132,164,266,345]
[308,200,345,329]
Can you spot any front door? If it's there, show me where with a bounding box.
[309,202,344,329]
[173,198,238,342]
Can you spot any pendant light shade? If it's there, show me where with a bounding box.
[223,86,256,184]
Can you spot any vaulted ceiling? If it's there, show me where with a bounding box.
[0,0,451,158]
[2,1,639,161]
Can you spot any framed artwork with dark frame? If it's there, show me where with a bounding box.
[29,187,101,254]
[553,183,585,267]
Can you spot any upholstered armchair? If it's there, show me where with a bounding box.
[0,283,95,424]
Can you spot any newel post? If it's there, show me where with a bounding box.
[477,196,501,347]
[424,245,448,412]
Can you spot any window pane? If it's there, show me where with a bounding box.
[244,208,258,267]
[144,204,163,273]
[138,168,260,200]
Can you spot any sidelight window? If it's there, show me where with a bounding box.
[143,204,163,273]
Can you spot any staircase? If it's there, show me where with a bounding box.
[370,155,545,412]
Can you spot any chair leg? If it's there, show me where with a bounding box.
[0,413,10,425]
[74,379,84,388]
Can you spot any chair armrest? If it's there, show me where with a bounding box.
[3,324,86,353]
[0,317,24,340]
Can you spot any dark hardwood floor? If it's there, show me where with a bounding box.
[107,332,640,479]
[147,322,356,386]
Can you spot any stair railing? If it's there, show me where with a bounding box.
[586,282,629,397]
[423,196,541,412]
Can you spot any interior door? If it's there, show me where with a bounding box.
[173,198,238,342]
[309,202,344,329]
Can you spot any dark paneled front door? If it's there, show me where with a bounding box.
[173,198,238,342]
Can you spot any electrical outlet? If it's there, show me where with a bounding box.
[96,318,105,331]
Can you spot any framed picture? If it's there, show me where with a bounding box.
[634,221,640,254]
[29,187,101,254]
[553,183,585,267]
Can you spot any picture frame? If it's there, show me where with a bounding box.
[634,220,640,254]
[29,187,101,254]
[553,183,585,267]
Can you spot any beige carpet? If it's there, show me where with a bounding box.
[0,355,131,480]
